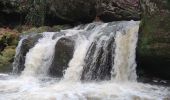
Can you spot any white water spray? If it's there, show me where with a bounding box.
[21,32,58,77]
[63,23,108,81]
[112,21,139,81]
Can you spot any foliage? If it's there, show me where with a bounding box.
[0,28,19,72]
[0,0,47,26]
[25,0,46,26]
[0,46,15,72]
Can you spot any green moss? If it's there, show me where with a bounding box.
[136,0,170,80]
[0,29,19,72]
[0,46,16,72]
[138,4,170,57]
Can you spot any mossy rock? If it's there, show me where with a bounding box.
[0,46,16,72]
[0,28,19,55]
[137,0,170,80]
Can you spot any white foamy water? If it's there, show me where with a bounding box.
[21,32,58,77]
[12,36,28,73]
[112,21,139,81]
[0,75,169,100]
[63,23,108,81]
[0,21,169,100]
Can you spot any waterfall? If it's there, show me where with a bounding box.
[13,21,140,81]
[0,21,169,100]
[12,35,28,74]
[21,32,58,77]
[63,23,108,81]
[112,21,139,81]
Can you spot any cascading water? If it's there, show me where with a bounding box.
[112,21,139,81]
[12,35,28,74]
[21,32,58,77]
[0,21,169,100]
[64,23,108,81]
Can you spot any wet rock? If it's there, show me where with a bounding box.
[49,37,75,77]
[81,36,115,81]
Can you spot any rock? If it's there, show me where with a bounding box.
[44,0,141,22]
[47,0,96,23]
[0,28,19,72]
[137,0,170,80]
[0,0,141,26]
[96,0,141,21]
[0,46,16,73]
[49,37,75,77]
[0,28,19,51]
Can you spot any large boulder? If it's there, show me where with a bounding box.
[49,37,75,77]
[137,0,170,80]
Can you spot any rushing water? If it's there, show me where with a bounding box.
[0,21,169,100]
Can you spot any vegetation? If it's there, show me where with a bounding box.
[0,28,19,72]
[137,0,170,79]
[0,46,15,72]
[25,0,46,26]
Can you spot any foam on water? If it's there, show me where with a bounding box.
[0,75,169,100]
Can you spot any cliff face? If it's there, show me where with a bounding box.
[137,0,170,80]
[96,0,140,21]
[0,0,141,26]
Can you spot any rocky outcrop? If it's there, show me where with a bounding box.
[137,0,170,80]
[0,0,141,26]
[49,37,75,77]
[96,0,140,21]
[47,0,96,23]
